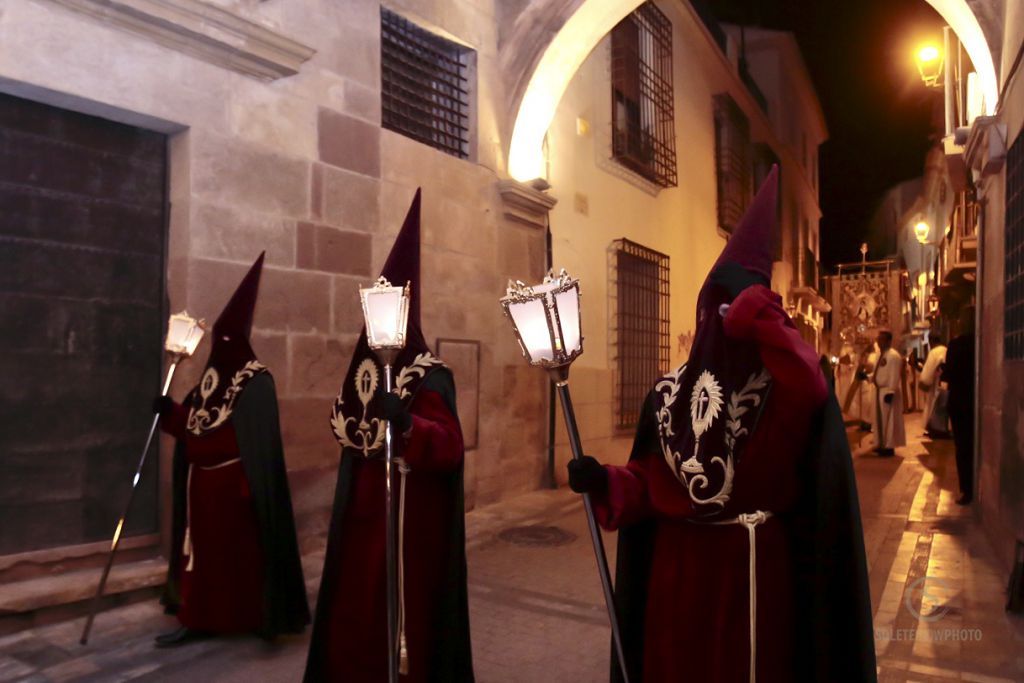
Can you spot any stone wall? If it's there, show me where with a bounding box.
[0,0,548,565]
[976,0,1024,570]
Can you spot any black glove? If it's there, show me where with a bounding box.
[855,370,868,381]
[708,261,766,301]
[152,395,174,416]
[378,389,412,434]
[567,455,608,495]
[884,394,894,405]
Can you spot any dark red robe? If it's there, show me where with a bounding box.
[594,285,829,682]
[311,381,465,682]
[159,401,265,633]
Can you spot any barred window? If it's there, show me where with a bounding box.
[1005,130,1024,359]
[610,2,677,188]
[612,239,670,429]
[381,8,471,159]
[714,93,752,233]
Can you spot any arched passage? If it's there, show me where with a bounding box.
[506,0,1001,182]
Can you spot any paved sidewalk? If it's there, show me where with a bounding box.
[1,414,1022,682]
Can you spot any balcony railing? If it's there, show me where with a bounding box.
[940,193,978,282]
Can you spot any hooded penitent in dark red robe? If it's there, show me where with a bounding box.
[303,190,474,683]
[158,253,310,638]
[587,168,876,682]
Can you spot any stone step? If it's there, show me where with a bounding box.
[0,559,166,636]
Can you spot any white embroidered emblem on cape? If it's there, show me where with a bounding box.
[657,365,771,507]
[186,360,266,435]
[330,352,445,456]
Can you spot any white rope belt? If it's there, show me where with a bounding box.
[397,459,410,676]
[183,458,243,573]
[696,510,773,683]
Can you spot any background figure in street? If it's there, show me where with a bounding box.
[567,169,875,682]
[919,335,949,437]
[303,190,474,683]
[844,341,877,430]
[945,312,976,504]
[871,329,906,456]
[154,252,310,646]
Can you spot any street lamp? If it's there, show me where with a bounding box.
[915,42,943,88]
[359,276,411,683]
[499,270,630,683]
[81,311,206,645]
[914,220,931,244]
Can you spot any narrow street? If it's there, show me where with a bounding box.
[1,414,1021,683]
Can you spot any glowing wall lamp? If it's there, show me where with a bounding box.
[915,43,943,87]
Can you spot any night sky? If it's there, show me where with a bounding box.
[707,0,946,268]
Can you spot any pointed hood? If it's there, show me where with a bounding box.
[713,164,777,279]
[379,188,426,351]
[213,251,264,339]
[186,252,268,435]
[331,189,445,455]
[654,168,778,514]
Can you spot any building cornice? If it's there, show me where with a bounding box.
[45,0,316,81]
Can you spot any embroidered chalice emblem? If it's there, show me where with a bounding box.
[689,370,723,458]
[355,358,378,431]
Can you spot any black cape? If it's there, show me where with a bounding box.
[161,372,312,638]
[303,368,474,683]
[611,382,877,682]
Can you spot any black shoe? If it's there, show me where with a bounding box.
[956,495,973,505]
[154,627,211,648]
[876,448,895,457]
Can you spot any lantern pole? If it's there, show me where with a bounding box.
[548,367,630,683]
[374,346,400,683]
[80,356,181,646]
[359,277,408,683]
[500,273,630,683]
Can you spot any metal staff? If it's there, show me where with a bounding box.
[359,278,411,683]
[500,271,630,683]
[551,368,630,682]
[80,313,204,646]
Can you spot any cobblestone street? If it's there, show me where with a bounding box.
[1,415,1022,682]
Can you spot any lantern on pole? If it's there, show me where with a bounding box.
[359,276,410,683]
[499,270,630,683]
[81,312,205,645]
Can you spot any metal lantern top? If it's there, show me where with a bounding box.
[165,312,206,357]
[360,276,411,351]
[500,269,583,370]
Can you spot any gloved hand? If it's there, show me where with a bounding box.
[152,395,175,416]
[855,370,869,381]
[708,261,766,301]
[378,389,412,434]
[567,455,608,495]
[883,393,894,405]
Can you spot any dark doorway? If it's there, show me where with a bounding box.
[0,92,167,555]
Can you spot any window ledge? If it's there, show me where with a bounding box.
[46,0,316,81]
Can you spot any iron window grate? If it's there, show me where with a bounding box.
[381,8,471,159]
[714,93,752,233]
[610,2,677,188]
[1006,129,1024,359]
[612,238,671,429]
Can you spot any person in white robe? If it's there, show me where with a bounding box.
[919,336,949,437]
[843,342,878,430]
[872,329,906,455]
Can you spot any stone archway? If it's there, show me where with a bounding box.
[503,0,1002,182]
